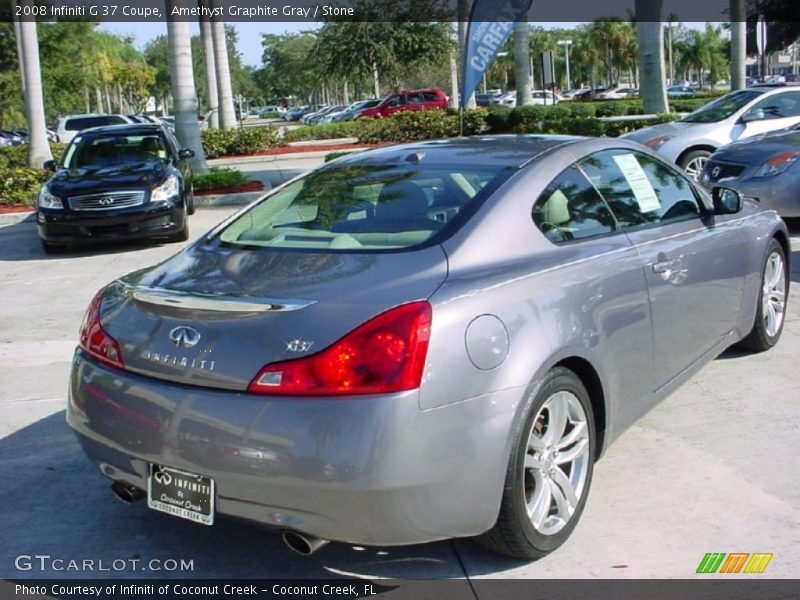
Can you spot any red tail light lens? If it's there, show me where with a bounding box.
[79,288,124,369]
[248,301,432,396]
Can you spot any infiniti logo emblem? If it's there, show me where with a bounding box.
[98,197,114,206]
[153,468,172,485]
[169,326,201,348]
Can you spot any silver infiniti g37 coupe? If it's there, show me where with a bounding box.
[67,135,789,559]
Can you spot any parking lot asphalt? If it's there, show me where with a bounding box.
[0,209,798,583]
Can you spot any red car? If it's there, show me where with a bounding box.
[359,88,448,118]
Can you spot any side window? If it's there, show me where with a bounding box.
[407,93,424,105]
[751,92,800,119]
[579,149,700,229]
[386,95,402,107]
[422,91,439,102]
[532,165,617,243]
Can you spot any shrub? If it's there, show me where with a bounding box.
[357,109,487,144]
[201,127,281,158]
[283,122,363,143]
[565,103,597,118]
[594,101,629,117]
[485,105,513,132]
[193,167,251,192]
[603,113,679,137]
[0,143,67,169]
[0,167,50,206]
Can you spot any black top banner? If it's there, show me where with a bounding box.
[2,0,798,23]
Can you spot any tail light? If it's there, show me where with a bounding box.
[79,288,124,369]
[248,301,432,396]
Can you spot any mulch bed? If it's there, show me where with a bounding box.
[0,204,34,214]
[195,181,265,196]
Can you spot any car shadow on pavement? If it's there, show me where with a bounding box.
[0,411,474,580]
[0,214,180,262]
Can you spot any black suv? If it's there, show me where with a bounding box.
[37,124,195,253]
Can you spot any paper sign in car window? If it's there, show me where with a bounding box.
[612,154,661,213]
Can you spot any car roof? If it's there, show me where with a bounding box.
[331,135,585,169]
[71,123,167,137]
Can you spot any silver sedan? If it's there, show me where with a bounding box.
[67,136,789,559]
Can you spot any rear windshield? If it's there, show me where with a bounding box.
[680,90,763,123]
[215,161,515,252]
[64,116,128,131]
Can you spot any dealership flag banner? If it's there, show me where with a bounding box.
[460,0,533,109]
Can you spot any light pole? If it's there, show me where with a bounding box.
[557,39,573,90]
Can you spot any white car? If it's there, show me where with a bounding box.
[596,87,638,99]
[55,114,134,144]
[491,90,560,108]
[623,85,800,180]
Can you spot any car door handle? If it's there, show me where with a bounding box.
[651,259,679,274]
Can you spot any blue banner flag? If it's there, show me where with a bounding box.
[460,0,533,109]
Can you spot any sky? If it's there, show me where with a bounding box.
[100,21,714,68]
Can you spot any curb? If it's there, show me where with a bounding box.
[208,146,371,166]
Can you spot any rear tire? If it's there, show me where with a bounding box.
[739,239,788,352]
[478,367,595,559]
[170,222,190,243]
[186,186,196,215]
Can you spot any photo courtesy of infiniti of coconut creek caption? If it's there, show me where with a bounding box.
[67,135,789,559]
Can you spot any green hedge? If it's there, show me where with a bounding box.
[193,167,251,192]
[201,127,281,158]
[0,167,50,206]
[0,143,67,169]
[283,122,363,143]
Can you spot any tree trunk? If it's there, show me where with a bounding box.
[199,2,219,128]
[343,81,349,105]
[635,0,669,114]
[372,62,380,98]
[16,12,52,167]
[210,5,236,130]
[730,0,746,90]
[449,43,459,109]
[166,8,207,172]
[514,22,532,106]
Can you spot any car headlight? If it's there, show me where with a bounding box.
[151,175,180,203]
[755,151,799,177]
[38,186,63,210]
[644,135,673,150]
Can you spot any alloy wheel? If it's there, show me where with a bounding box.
[763,251,787,338]
[684,156,708,181]
[523,390,591,536]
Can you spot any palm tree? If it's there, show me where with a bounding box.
[514,22,532,106]
[635,0,668,113]
[199,0,219,128]
[15,4,52,168]
[209,4,236,129]
[730,0,746,90]
[166,5,207,172]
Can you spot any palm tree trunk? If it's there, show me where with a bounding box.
[199,1,219,128]
[730,0,746,90]
[514,22,532,106]
[166,7,207,172]
[16,11,52,167]
[210,4,236,130]
[635,0,668,114]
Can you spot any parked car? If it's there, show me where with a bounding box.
[329,99,382,122]
[666,85,698,98]
[66,135,788,560]
[284,106,310,121]
[0,130,25,146]
[359,88,448,118]
[476,91,503,106]
[700,123,800,217]
[622,85,800,180]
[56,114,134,144]
[301,105,333,124]
[310,105,347,125]
[36,123,195,253]
[491,90,560,107]
[596,86,638,99]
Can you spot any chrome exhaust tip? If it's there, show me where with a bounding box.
[111,481,145,504]
[281,530,329,556]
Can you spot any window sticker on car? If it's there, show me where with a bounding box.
[612,153,661,212]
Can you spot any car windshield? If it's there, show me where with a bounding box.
[680,90,764,123]
[63,134,168,168]
[215,161,516,252]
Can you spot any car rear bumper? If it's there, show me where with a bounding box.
[37,202,185,244]
[66,350,520,546]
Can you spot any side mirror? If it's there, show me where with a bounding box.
[741,108,765,123]
[712,187,743,215]
[43,160,57,172]
[178,148,195,160]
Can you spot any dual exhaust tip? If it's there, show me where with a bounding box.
[110,482,328,556]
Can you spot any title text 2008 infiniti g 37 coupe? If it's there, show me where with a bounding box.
[67,136,789,558]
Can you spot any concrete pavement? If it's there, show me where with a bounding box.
[0,209,798,582]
